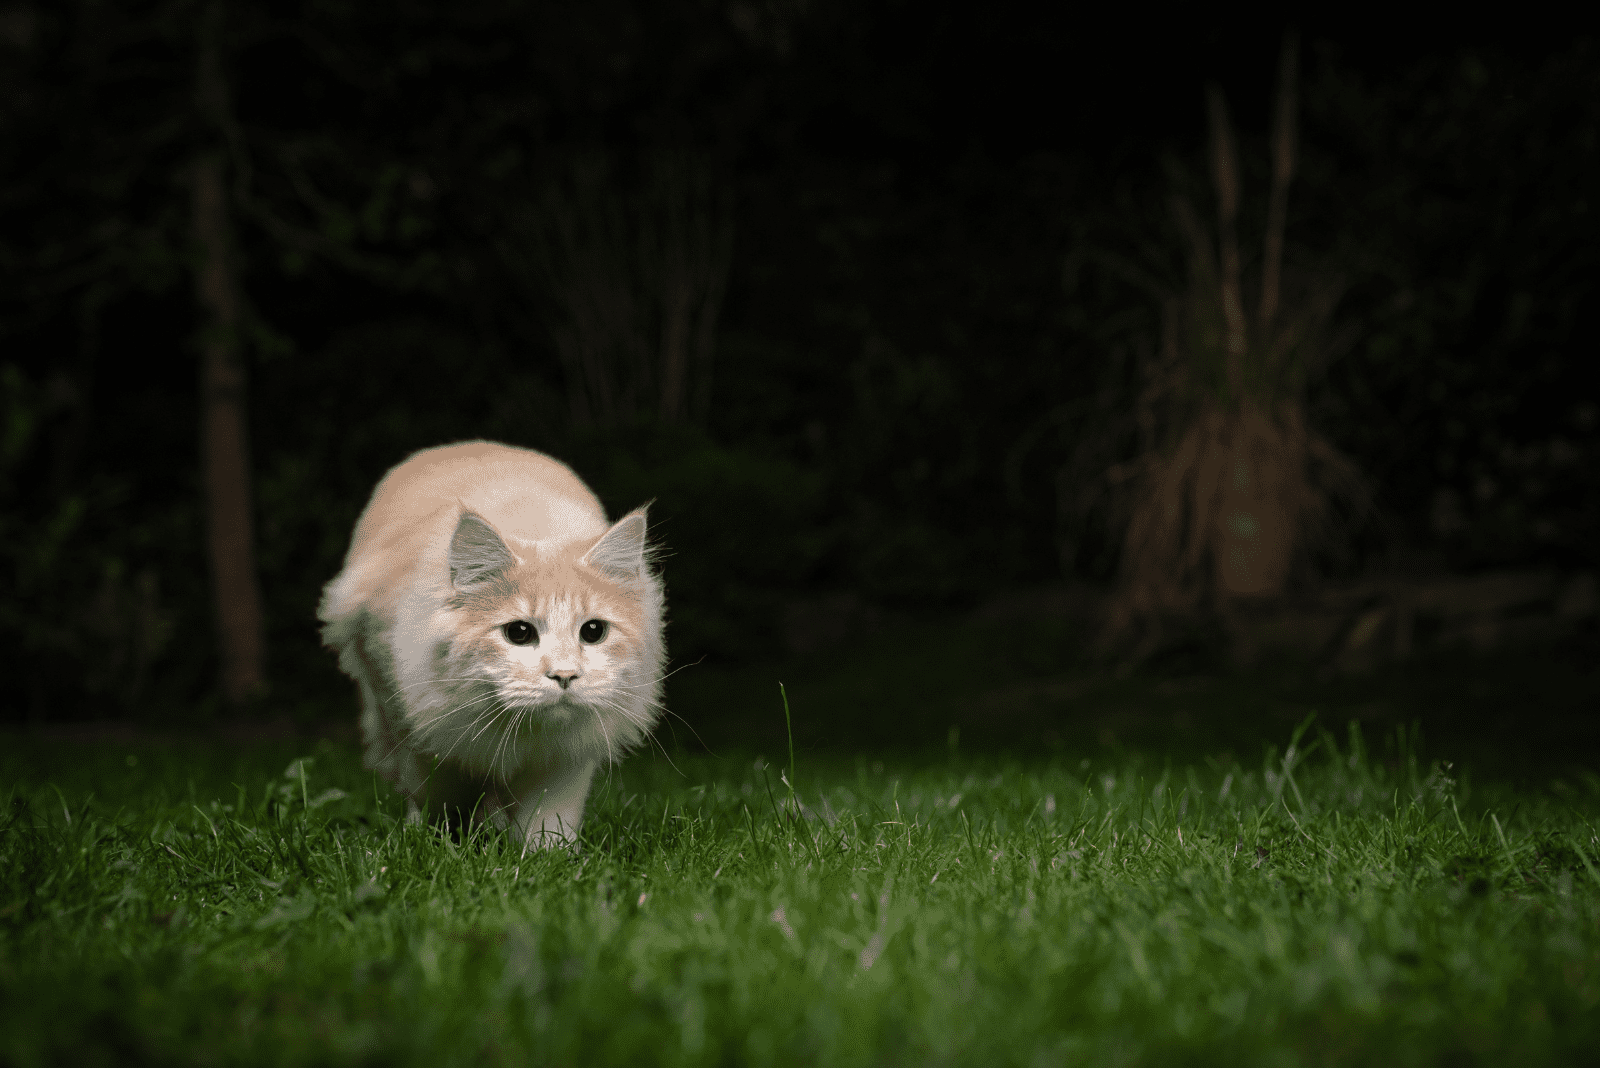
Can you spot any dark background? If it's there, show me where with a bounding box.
[2,2,1596,746]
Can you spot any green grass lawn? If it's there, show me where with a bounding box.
[4,699,1599,1067]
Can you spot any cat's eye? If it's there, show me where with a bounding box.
[579,619,609,645]
[503,621,537,646]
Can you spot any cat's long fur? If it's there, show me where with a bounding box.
[318,440,665,847]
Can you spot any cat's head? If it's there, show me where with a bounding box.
[439,506,662,758]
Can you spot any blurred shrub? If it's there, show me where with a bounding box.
[566,422,830,663]
[1302,45,1600,571]
[0,365,181,720]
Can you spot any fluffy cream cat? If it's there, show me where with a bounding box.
[318,440,665,848]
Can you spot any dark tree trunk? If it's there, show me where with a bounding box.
[193,2,264,705]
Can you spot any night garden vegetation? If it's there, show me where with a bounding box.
[0,7,1595,716]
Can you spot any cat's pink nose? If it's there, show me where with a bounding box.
[546,669,579,690]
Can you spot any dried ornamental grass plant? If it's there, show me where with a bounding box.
[1098,36,1370,660]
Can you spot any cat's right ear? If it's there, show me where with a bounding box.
[449,512,515,588]
[582,506,650,583]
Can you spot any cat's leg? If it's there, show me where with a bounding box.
[342,621,395,769]
[511,760,600,850]
[346,625,431,806]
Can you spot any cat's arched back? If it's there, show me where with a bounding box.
[321,441,610,622]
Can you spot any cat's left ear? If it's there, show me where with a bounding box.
[582,506,651,582]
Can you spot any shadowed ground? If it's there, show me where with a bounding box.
[668,612,1600,786]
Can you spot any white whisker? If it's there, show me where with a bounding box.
[590,706,616,767]
[385,676,490,698]
[426,692,509,765]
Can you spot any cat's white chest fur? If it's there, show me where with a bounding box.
[319,440,665,848]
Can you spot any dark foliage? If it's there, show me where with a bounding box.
[1,3,1594,722]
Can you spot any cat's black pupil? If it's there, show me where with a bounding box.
[503,621,535,645]
[580,620,608,644]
